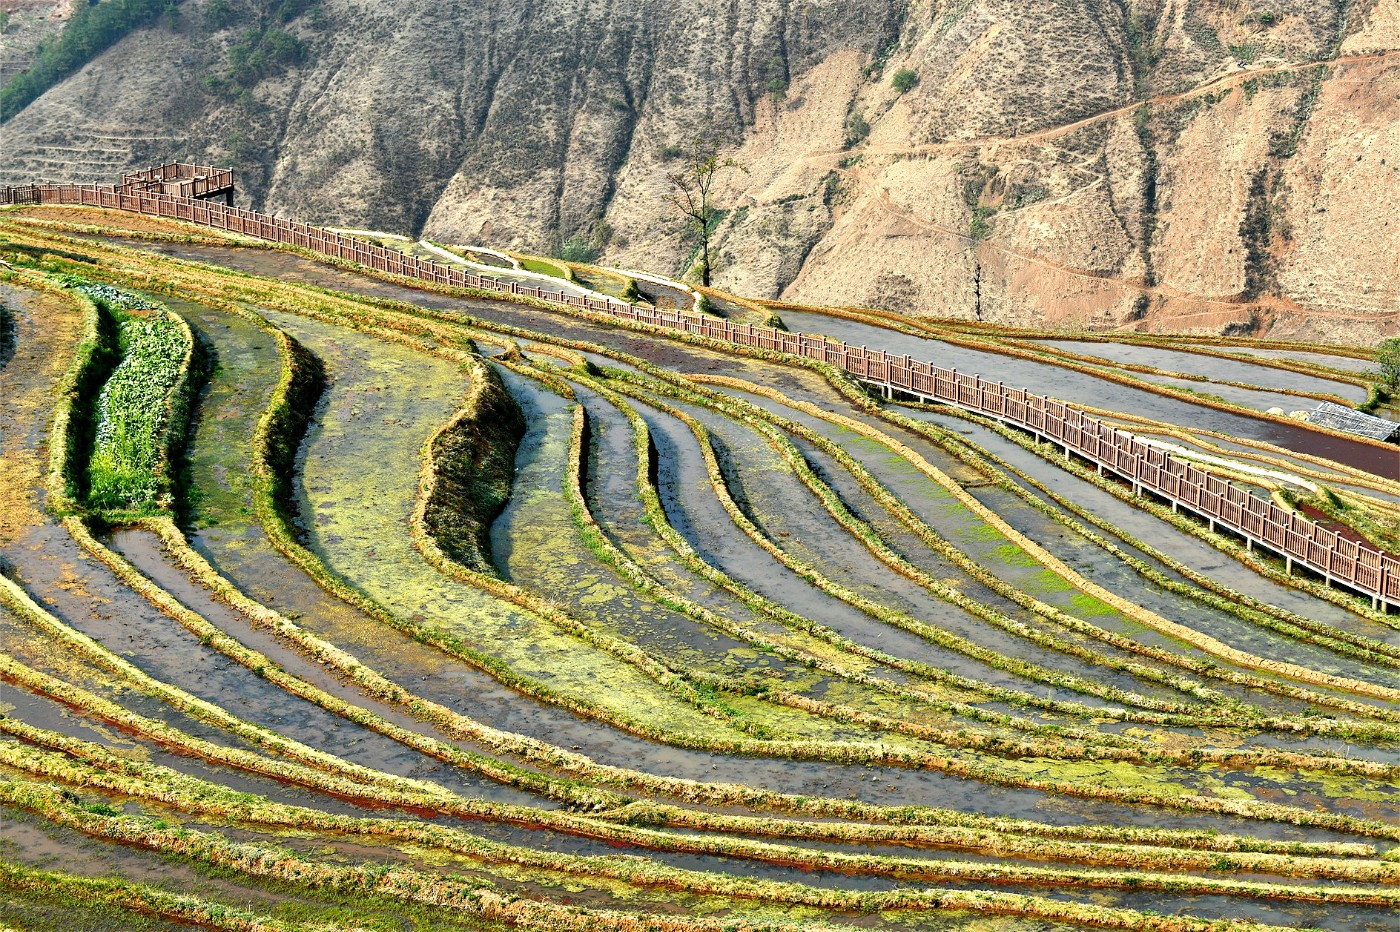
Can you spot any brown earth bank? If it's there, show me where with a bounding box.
[1,0,1396,342]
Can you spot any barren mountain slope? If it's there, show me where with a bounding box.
[0,1,74,82]
[1,0,1395,340]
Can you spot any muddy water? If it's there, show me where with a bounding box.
[0,809,309,913]
[0,797,1088,931]
[784,394,1400,696]
[703,385,1245,691]
[1184,433,1400,501]
[1037,339,1371,405]
[896,410,1400,740]
[571,381,811,654]
[633,277,695,313]
[0,606,295,756]
[780,310,1399,480]
[1118,370,1344,415]
[568,381,1126,740]
[569,379,1033,729]
[2,683,981,886]
[0,684,444,822]
[1226,346,1379,374]
[628,391,1089,714]
[22,533,534,805]
[1035,884,1397,932]
[0,807,599,932]
[108,528,561,807]
[774,429,1321,716]
[1140,426,1391,486]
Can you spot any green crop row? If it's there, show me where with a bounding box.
[74,280,195,514]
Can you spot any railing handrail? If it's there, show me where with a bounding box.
[114,163,234,200]
[1,177,1393,608]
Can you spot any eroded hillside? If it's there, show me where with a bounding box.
[1,0,1396,340]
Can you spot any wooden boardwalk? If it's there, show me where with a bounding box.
[3,166,1395,612]
[119,162,234,203]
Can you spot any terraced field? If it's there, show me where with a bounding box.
[0,205,1398,932]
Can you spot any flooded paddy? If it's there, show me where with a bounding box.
[1223,345,1379,374]
[1034,339,1370,406]
[779,310,1399,479]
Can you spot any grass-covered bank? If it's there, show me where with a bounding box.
[421,358,525,574]
[51,279,199,517]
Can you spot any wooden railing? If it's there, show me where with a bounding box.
[119,163,234,200]
[2,178,1394,611]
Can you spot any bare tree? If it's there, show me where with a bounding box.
[663,126,743,287]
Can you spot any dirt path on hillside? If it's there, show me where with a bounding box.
[789,51,1396,172]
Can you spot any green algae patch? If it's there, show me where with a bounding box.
[171,299,283,537]
[1070,591,1124,619]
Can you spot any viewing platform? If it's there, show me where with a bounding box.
[118,163,235,204]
